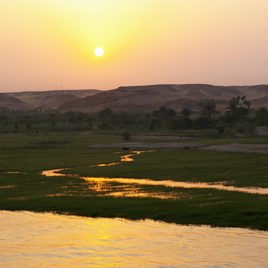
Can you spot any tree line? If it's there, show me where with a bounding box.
[0,96,268,135]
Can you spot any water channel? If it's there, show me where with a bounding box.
[41,151,268,196]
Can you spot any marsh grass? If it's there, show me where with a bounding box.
[0,132,267,230]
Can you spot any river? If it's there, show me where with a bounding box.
[1,211,267,267]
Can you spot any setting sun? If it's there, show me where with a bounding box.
[0,1,268,267]
[94,47,104,57]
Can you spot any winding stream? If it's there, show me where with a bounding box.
[41,151,268,196]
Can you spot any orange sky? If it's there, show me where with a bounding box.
[1,0,268,92]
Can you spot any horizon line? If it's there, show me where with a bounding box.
[2,83,268,94]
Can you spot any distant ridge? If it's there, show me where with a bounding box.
[1,84,268,112]
[6,90,100,111]
[0,93,29,110]
[58,84,268,113]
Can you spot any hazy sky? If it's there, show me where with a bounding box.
[1,0,268,92]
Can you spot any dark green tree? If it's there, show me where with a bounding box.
[151,107,177,129]
[228,96,251,117]
[196,100,218,129]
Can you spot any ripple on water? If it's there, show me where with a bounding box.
[0,211,267,268]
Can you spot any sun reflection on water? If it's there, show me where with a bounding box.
[41,150,268,197]
[1,211,268,268]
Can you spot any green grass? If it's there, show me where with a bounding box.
[0,132,267,230]
[68,149,268,187]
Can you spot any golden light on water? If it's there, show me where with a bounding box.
[1,211,268,267]
[41,149,268,196]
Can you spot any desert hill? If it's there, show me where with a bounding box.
[59,84,268,113]
[1,84,268,112]
[7,90,100,110]
[0,93,29,111]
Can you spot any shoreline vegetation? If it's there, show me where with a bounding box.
[0,131,267,230]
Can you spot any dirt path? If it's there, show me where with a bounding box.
[92,142,268,154]
[91,142,204,149]
[202,144,268,154]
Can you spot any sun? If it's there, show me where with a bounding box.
[94,47,105,57]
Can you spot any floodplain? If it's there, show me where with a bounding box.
[0,132,268,230]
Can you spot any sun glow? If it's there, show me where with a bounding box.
[94,47,105,57]
[1,1,268,90]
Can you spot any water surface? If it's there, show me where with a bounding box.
[1,211,267,268]
[42,168,268,196]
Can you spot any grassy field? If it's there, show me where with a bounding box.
[0,132,267,230]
